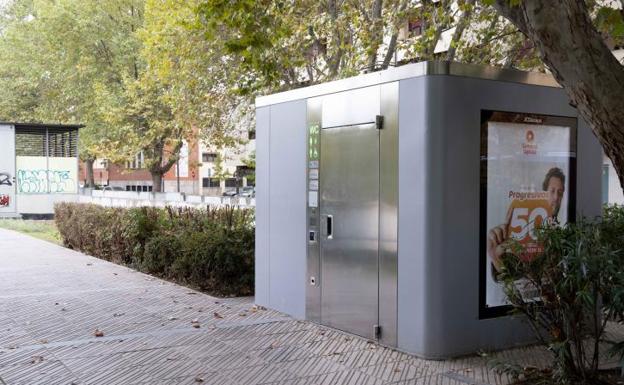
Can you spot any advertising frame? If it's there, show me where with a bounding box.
[478,110,578,319]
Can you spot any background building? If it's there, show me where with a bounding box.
[81,133,255,196]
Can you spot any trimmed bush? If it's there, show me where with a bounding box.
[54,203,254,296]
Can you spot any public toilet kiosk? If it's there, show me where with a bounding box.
[0,123,82,218]
[254,61,602,358]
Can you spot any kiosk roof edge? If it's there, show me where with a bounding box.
[255,61,560,108]
[0,122,84,129]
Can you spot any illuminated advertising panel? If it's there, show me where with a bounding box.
[479,111,577,318]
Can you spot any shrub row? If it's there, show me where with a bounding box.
[54,203,254,296]
[498,205,624,384]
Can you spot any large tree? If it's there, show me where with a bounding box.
[195,0,542,95]
[0,0,144,187]
[488,0,624,189]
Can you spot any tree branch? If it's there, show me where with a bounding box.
[446,0,476,62]
[489,0,624,188]
[491,0,529,35]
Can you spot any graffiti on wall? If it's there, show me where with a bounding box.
[17,169,75,194]
[0,194,9,207]
[0,173,11,186]
[15,156,78,194]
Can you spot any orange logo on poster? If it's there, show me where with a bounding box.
[522,129,537,155]
[506,194,552,261]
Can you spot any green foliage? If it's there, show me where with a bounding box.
[497,205,624,384]
[212,153,231,182]
[194,0,547,97]
[241,151,256,185]
[54,203,254,296]
[0,0,144,162]
[595,6,624,47]
[0,219,61,244]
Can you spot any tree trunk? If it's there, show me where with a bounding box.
[151,172,163,193]
[85,158,95,188]
[490,0,624,189]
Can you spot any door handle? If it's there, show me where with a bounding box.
[326,214,333,239]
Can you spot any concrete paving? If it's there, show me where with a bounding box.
[0,228,618,385]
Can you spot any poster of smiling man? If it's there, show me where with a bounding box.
[479,110,577,318]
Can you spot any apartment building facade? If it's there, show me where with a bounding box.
[80,135,255,196]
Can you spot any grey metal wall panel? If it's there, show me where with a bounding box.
[398,75,600,358]
[397,77,429,355]
[255,107,271,306]
[321,87,380,128]
[268,100,307,318]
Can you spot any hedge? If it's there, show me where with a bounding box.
[54,203,254,296]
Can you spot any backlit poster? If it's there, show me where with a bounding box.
[479,111,577,318]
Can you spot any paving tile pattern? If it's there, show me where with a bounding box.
[0,228,621,385]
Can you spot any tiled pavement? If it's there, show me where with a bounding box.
[0,228,620,385]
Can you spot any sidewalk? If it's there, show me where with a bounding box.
[0,228,599,385]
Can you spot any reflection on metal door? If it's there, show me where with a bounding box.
[320,123,379,339]
[0,125,16,214]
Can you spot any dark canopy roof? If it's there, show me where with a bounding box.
[1,122,84,130]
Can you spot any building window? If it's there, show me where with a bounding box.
[204,178,220,188]
[408,19,424,37]
[126,184,151,192]
[126,152,144,169]
[202,152,218,162]
[225,178,239,188]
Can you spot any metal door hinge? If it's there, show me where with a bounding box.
[374,324,382,339]
[375,115,384,130]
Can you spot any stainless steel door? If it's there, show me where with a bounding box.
[320,123,379,339]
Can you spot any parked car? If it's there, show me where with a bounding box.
[102,186,126,192]
[222,189,238,197]
[239,186,255,197]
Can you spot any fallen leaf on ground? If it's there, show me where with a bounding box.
[113,313,125,317]
[168,316,178,321]
[213,312,223,319]
[94,329,104,337]
[30,355,44,364]
[191,319,201,328]
[269,341,280,349]
[39,339,48,344]
[238,312,247,317]
[194,376,204,383]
